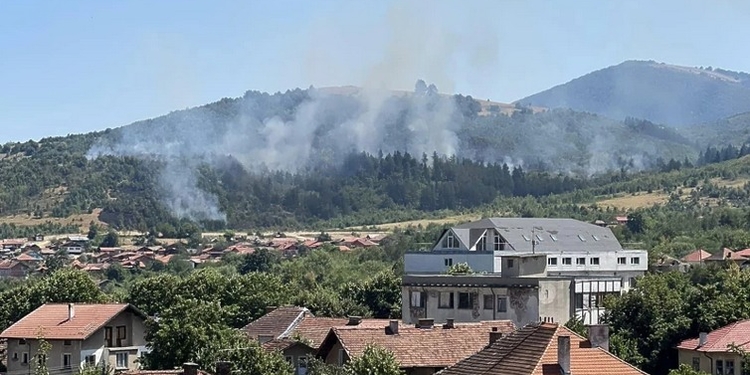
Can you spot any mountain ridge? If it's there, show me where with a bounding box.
[516,60,750,126]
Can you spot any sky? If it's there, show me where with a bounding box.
[1,0,750,142]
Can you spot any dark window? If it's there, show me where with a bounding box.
[717,360,724,375]
[726,360,735,375]
[85,355,96,366]
[562,257,572,265]
[507,259,514,268]
[444,258,453,267]
[18,339,26,345]
[691,357,700,371]
[442,233,459,248]
[497,297,508,313]
[617,257,626,265]
[22,352,29,364]
[576,257,585,265]
[590,257,600,265]
[438,292,454,309]
[117,326,127,346]
[630,257,640,265]
[574,294,584,309]
[105,326,113,347]
[458,293,473,309]
[63,354,72,369]
[410,291,425,308]
[547,257,557,266]
[476,235,487,251]
[63,340,71,346]
[483,295,494,310]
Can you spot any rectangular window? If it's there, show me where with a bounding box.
[337,350,345,365]
[716,359,724,375]
[562,257,572,265]
[726,360,735,375]
[574,294,584,309]
[442,233,458,248]
[629,277,637,288]
[576,257,585,265]
[444,258,453,267]
[438,292,454,309]
[117,325,127,346]
[105,326,113,347]
[617,257,626,265]
[630,257,640,265]
[85,355,96,366]
[507,259,514,268]
[497,297,508,313]
[285,356,293,364]
[483,295,494,310]
[63,354,72,369]
[590,257,600,265]
[18,339,26,345]
[691,357,700,371]
[493,234,505,250]
[116,352,128,369]
[476,235,487,251]
[63,339,72,346]
[22,352,29,364]
[410,291,425,308]
[458,292,474,309]
[547,257,558,266]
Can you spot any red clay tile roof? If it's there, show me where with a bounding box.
[681,249,712,263]
[677,319,750,352]
[14,253,42,262]
[439,323,647,375]
[290,317,409,347]
[0,303,145,340]
[243,306,310,340]
[318,320,516,369]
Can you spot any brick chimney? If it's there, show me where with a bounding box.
[558,335,571,375]
[182,363,199,375]
[68,303,75,320]
[216,361,232,375]
[347,316,363,326]
[489,327,504,345]
[587,324,610,352]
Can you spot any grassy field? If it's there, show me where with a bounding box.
[0,208,106,232]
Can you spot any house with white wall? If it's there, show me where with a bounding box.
[403,218,648,325]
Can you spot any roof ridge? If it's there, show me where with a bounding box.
[484,323,552,374]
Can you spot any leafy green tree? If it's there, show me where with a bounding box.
[626,212,646,234]
[238,248,280,274]
[667,364,709,375]
[87,222,99,240]
[563,316,587,337]
[101,230,120,247]
[344,344,404,375]
[195,332,293,375]
[347,270,402,319]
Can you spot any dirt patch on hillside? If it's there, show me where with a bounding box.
[0,208,107,232]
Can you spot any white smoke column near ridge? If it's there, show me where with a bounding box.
[159,161,227,222]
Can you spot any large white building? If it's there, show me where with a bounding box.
[402,218,648,325]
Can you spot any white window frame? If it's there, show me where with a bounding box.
[630,257,640,265]
[476,235,487,251]
[410,291,424,308]
[617,257,626,265]
[115,352,128,369]
[497,296,508,313]
[562,257,572,265]
[590,257,600,265]
[576,257,585,265]
[63,353,72,369]
[443,232,458,249]
[493,233,504,250]
[438,292,454,309]
[547,257,558,266]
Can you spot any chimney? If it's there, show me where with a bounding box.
[489,327,504,345]
[386,320,399,335]
[698,332,708,347]
[587,324,610,352]
[558,335,571,375]
[68,303,75,320]
[216,361,232,375]
[182,362,199,375]
[417,318,434,329]
[347,316,363,326]
[443,318,455,329]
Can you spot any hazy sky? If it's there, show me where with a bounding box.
[2,0,749,142]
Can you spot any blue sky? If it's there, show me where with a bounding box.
[1,0,749,142]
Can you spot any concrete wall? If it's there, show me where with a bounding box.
[401,284,569,328]
[282,345,316,375]
[678,348,742,374]
[500,255,547,277]
[404,252,495,274]
[323,341,349,366]
[5,339,85,375]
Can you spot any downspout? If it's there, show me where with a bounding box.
[703,351,713,374]
[490,287,497,320]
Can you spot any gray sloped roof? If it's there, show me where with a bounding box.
[453,218,622,253]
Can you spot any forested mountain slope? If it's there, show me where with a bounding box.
[517,60,750,126]
[0,84,698,232]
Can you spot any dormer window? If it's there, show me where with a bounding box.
[442,232,459,249]
[493,233,505,250]
[476,235,487,251]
